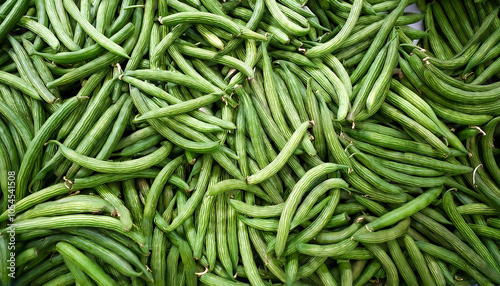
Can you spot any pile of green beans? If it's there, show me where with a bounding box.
[1,0,500,285]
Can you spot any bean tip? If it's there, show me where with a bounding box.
[195,266,209,276]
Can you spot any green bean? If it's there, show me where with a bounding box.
[16,96,84,199]
[7,36,56,104]
[354,218,410,243]
[150,228,167,286]
[401,234,436,286]
[0,101,32,151]
[15,254,64,285]
[247,121,310,184]
[425,254,447,286]
[365,34,399,113]
[354,195,388,216]
[192,164,220,259]
[29,264,70,286]
[207,177,272,202]
[387,239,419,286]
[136,88,224,153]
[412,211,500,283]
[49,140,172,174]
[0,119,18,173]
[456,203,500,215]
[365,187,442,232]
[176,43,255,78]
[159,12,266,41]
[430,2,463,53]
[263,0,308,36]
[276,163,348,257]
[269,51,315,68]
[350,0,409,83]
[292,178,348,227]
[364,243,399,286]
[215,191,233,277]
[62,256,94,286]
[228,199,283,218]
[282,189,340,256]
[415,241,495,286]
[33,23,134,64]
[62,94,128,178]
[0,0,29,43]
[142,155,183,248]
[260,43,293,140]
[322,54,353,99]
[344,128,461,158]
[297,237,358,257]
[56,242,117,286]
[4,215,145,246]
[226,192,239,271]
[468,224,500,241]
[62,0,129,58]
[443,190,500,273]
[422,68,500,104]
[125,70,219,94]
[43,234,144,279]
[205,204,217,270]
[482,117,500,186]
[347,40,389,122]
[314,218,363,244]
[18,17,60,51]
[15,195,114,221]
[135,93,223,121]
[125,77,232,131]
[284,251,299,285]
[306,0,362,57]
[381,103,450,154]
[198,272,249,285]
[245,193,286,282]
[424,6,453,60]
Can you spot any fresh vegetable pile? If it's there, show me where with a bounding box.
[1,0,500,285]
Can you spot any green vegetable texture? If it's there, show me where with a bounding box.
[0,0,500,285]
